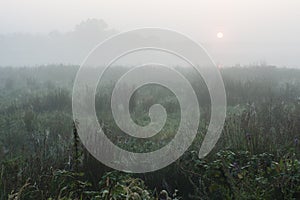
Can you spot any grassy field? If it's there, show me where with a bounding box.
[0,65,299,199]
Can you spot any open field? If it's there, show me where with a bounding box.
[0,65,299,199]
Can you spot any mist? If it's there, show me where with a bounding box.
[1,1,300,199]
[1,0,300,67]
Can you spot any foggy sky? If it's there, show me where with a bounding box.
[0,0,299,67]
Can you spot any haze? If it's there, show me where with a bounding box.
[0,0,299,67]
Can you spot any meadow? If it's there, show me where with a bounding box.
[0,65,299,199]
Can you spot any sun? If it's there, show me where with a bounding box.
[217,32,224,39]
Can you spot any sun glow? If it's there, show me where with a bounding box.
[217,32,224,39]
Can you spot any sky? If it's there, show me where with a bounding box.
[0,0,300,67]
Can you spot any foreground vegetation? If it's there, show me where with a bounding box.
[0,65,299,199]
